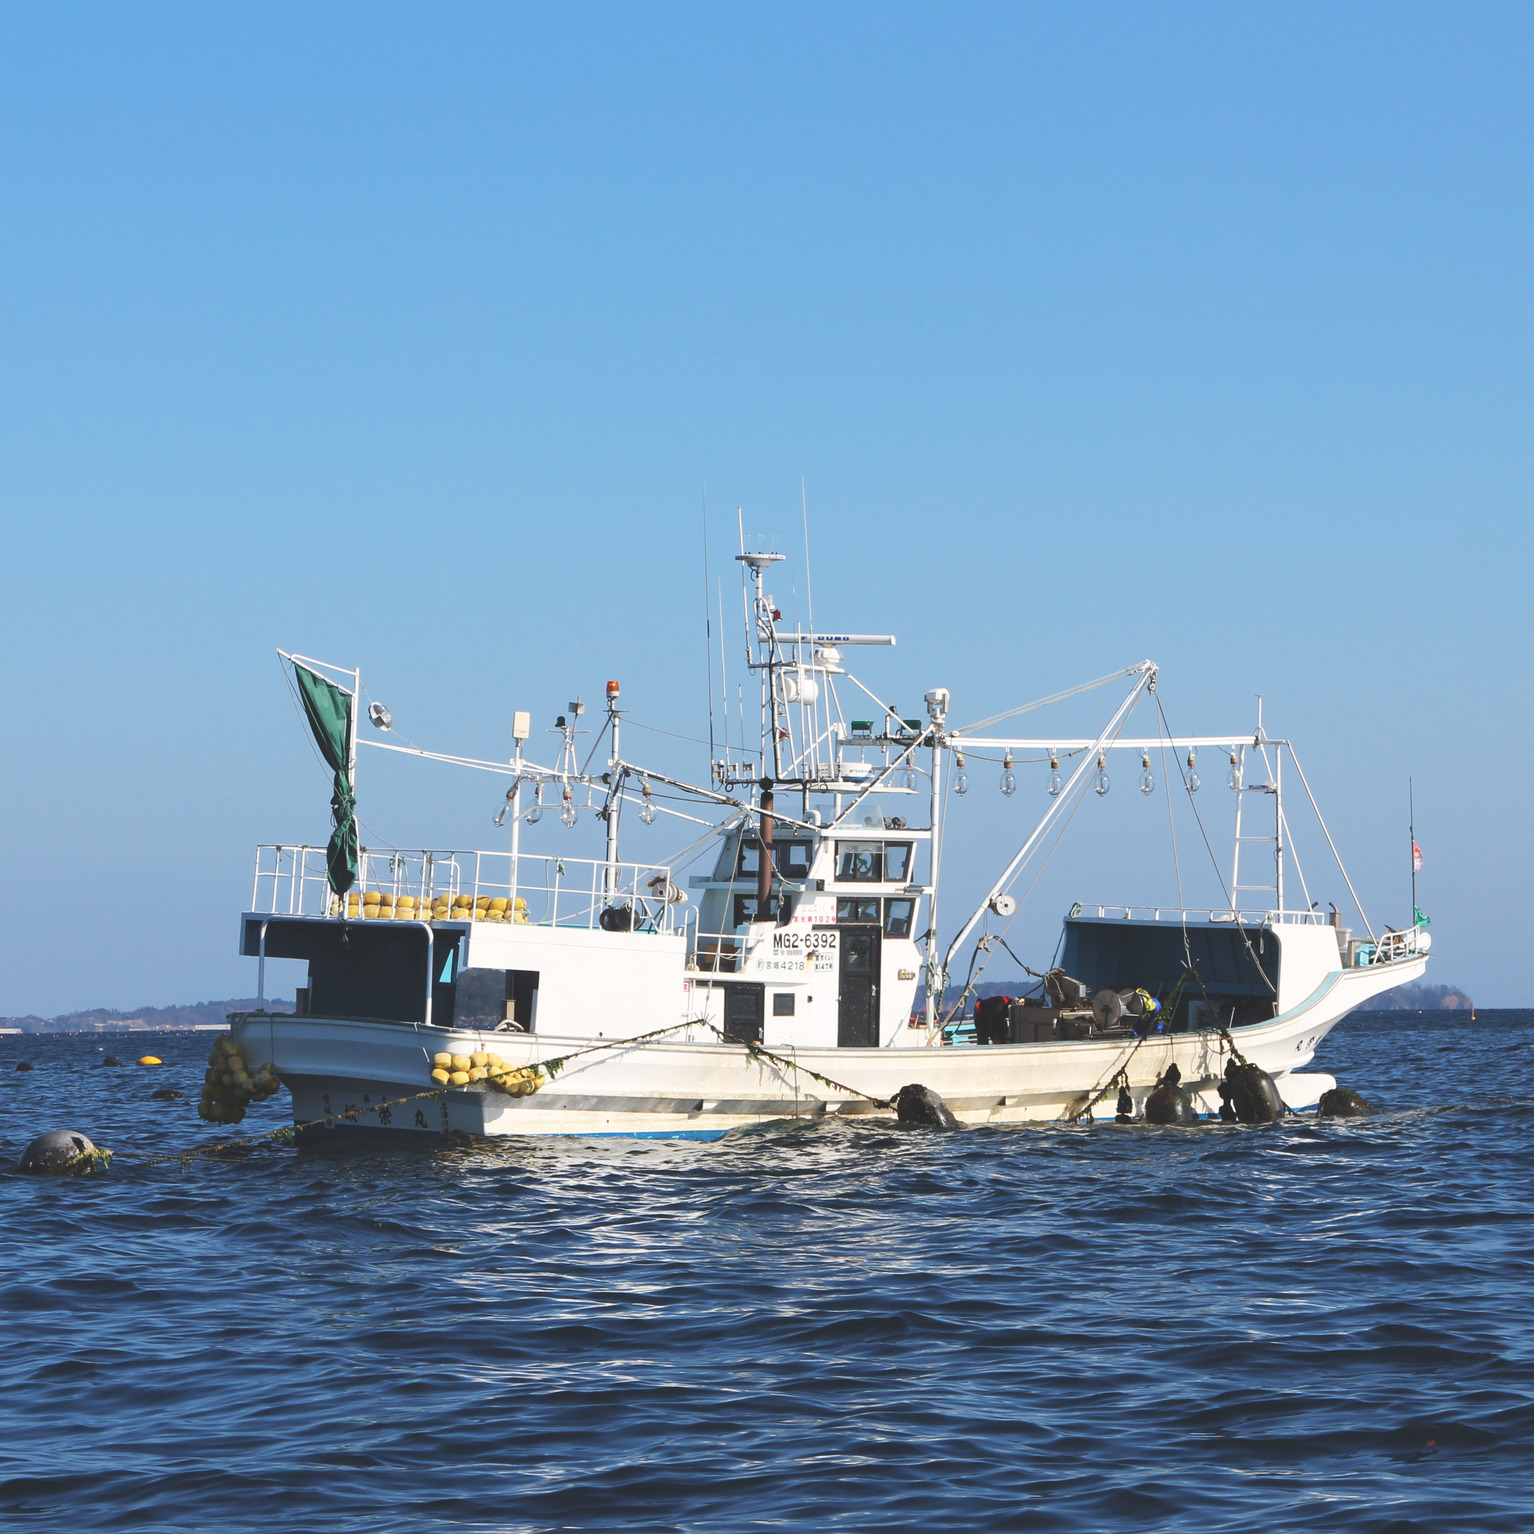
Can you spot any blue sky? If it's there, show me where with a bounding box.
[2,2,1529,1013]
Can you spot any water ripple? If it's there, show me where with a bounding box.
[3,1014,1533,1531]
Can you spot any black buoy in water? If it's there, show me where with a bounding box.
[892,1083,962,1129]
[1222,1058,1286,1124]
[1317,1086,1372,1118]
[1144,1062,1200,1125]
[15,1061,34,1072]
[150,1087,184,1101]
[17,1130,103,1174]
[99,1056,124,1068]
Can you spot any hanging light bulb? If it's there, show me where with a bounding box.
[1047,754,1062,797]
[524,783,544,824]
[1000,749,1016,797]
[560,786,578,829]
[1228,750,1242,792]
[1140,751,1155,795]
[1186,749,1200,793]
[1094,752,1110,796]
[639,780,657,825]
[494,785,515,827]
[954,754,969,795]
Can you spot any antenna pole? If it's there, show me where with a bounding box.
[1409,776,1417,923]
[924,725,946,1036]
[801,478,816,653]
[702,482,715,775]
[605,684,623,895]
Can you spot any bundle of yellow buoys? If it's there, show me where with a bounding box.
[198,1034,283,1124]
[429,1050,541,1097]
[344,891,529,923]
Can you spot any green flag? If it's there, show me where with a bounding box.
[292,663,358,896]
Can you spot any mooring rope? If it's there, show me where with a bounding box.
[701,1023,891,1106]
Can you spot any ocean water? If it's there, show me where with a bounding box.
[1,1011,1531,1533]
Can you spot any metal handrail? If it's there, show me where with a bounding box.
[249,844,682,933]
[1079,905,1332,926]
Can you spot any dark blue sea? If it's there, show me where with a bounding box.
[2,1012,1531,1533]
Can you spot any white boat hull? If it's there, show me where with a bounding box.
[232,954,1423,1137]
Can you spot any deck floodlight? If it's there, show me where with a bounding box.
[1000,750,1016,798]
[368,702,393,731]
[953,754,969,796]
[1047,754,1062,797]
[560,785,578,828]
[1228,749,1241,791]
[525,783,544,824]
[640,780,657,824]
[1095,753,1110,796]
[1140,751,1154,795]
[1187,749,1200,792]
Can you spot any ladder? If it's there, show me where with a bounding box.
[1230,740,1285,914]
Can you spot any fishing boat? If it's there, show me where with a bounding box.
[231,544,1427,1136]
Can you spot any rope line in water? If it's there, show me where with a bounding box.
[701,1023,890,1107]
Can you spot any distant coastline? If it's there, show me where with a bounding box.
[0,997,295,1034]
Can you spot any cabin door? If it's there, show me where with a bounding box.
[837,926,881,1048]
[722,983,764,1045]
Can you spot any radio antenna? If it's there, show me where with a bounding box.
[702,481,716,771]
[801,477,816,650]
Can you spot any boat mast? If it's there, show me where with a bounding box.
[736,547,786,905]
[922,688,949,1032]
[940,663,1158,996]
[604,680,623,895]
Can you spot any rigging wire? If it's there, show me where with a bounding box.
[1153,691,1277,998]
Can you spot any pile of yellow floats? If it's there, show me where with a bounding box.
[199,1034,283,1124]
[343,891,530,923]
[430,1050,541,1097]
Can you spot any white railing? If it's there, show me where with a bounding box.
[1079,905,1333,926]
[1369,927,1429,964]
[250,845,685,933]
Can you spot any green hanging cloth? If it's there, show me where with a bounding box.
[292,663,358,896]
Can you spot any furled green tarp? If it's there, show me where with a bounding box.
[293,663,358,896]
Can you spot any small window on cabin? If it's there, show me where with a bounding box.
[776,841,812,879]
[884,899,915,939]
[837,898,881,923]
[837,842,882,882]
[733,894,778,927]
[884,843,912,883]
[772,992,795,1017]
[738,839,812,879]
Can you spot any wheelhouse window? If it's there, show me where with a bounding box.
[883,898,915,939]
[737,839,813,880]
[837,897,881,923]
[733,893,779,927]
[835,841,912,883]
